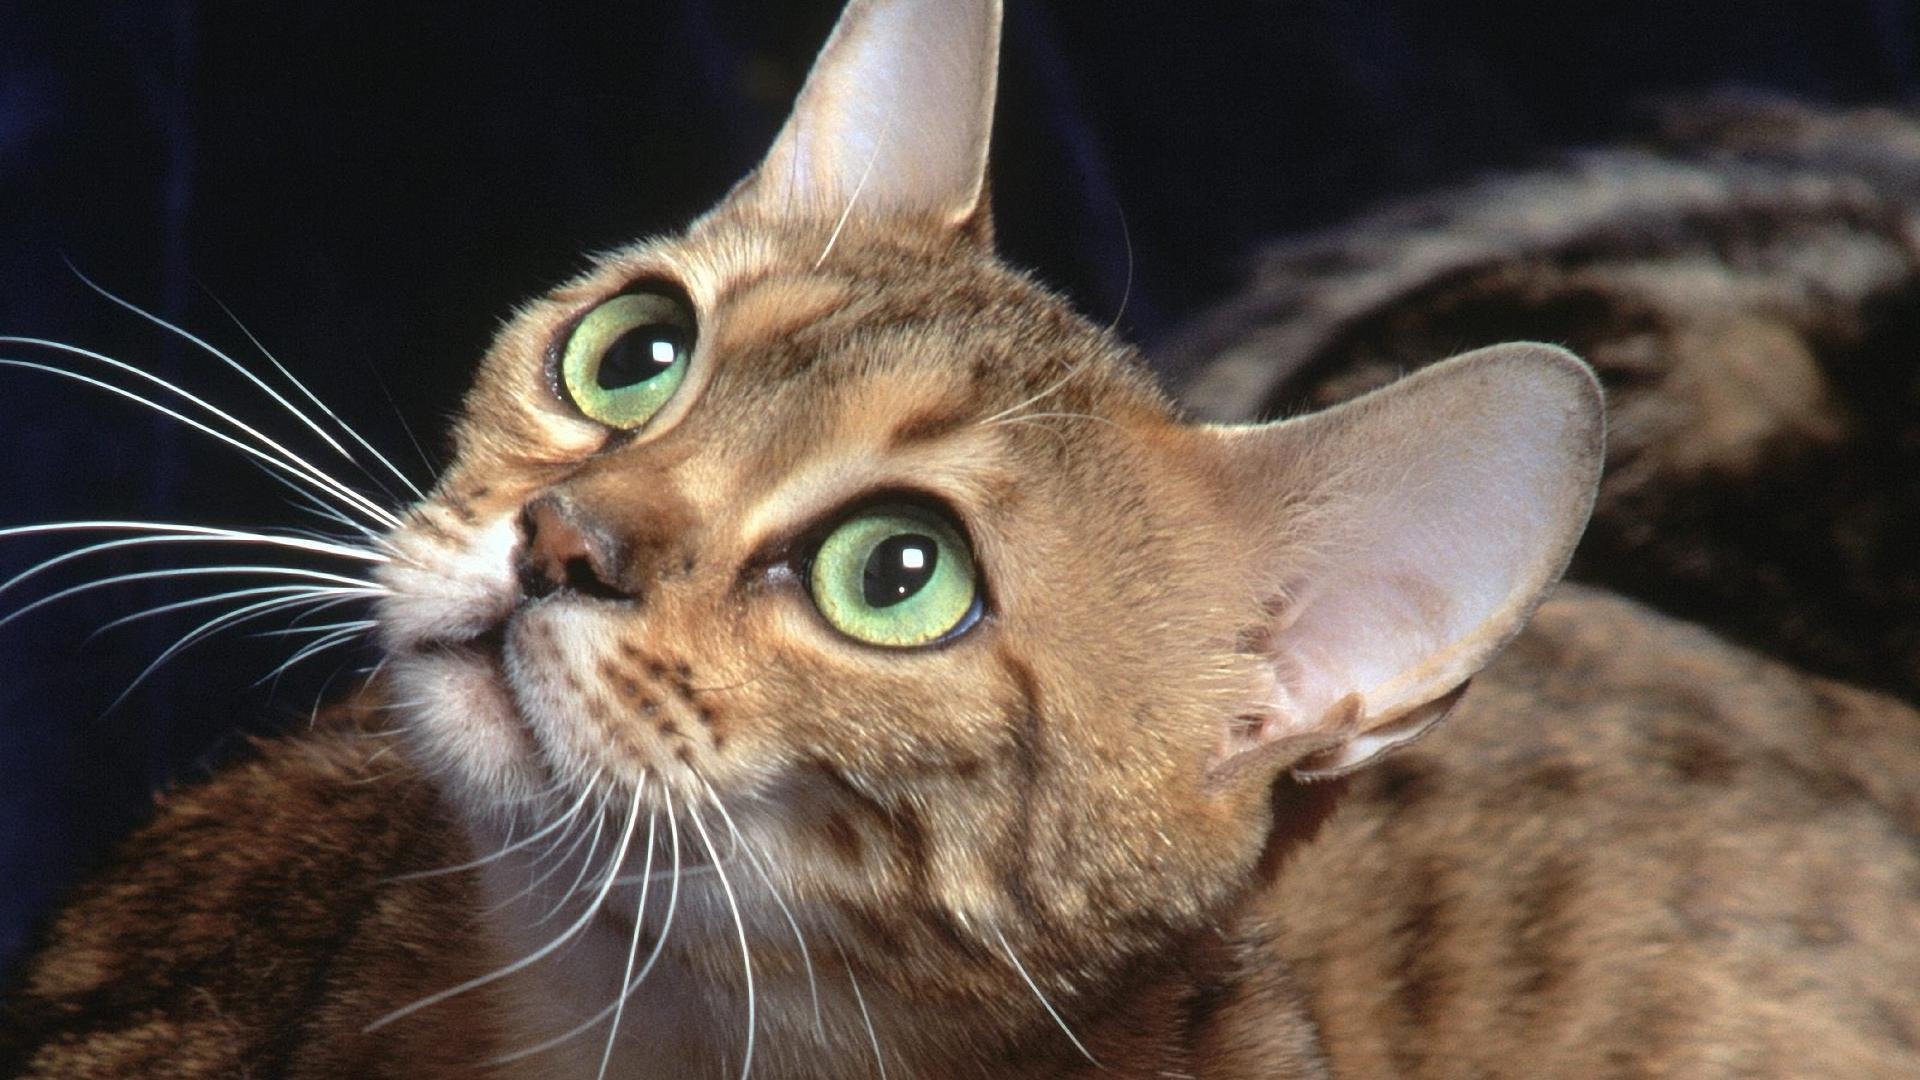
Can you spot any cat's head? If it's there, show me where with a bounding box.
[375,0,1601,1065]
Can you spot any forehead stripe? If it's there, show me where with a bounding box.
[887,400,975,449]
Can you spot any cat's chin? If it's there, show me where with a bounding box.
[385,622,554,810]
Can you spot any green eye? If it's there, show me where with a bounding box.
[560,288,695,429]
[808,504,982,649]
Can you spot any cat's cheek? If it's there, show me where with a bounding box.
[503,608,662,782]
[501,604,752,792]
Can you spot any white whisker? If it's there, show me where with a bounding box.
[497,780,616,905]
[484,797,600,918]
[993,927,1099,1067]
[638,790,686,1001]
[0,522,385,587]
[688,800,757,1080]
[607,861,721,886]
[989,410,1121,431]
[977,354,1103,430]
[367,788,644,1032]
[254,463,392,547]
[0,564,381,633]
[258,624,369,685]
[839,941,887,1080]
[702,779,822,1038]
[813,117,891,271]
[487,787,688,1068]
[389,784,596,883]
[85,576,366,634]
[68,264,355,459]
[0,351,399,530]
[366,368,442,485]
[1104,201,1135,335]
[109,588,372,709]
[251,618,379,640]
[89,584,370,638]
[534,806,613,924]
[355,653,393,694]
[483,775,620,915]
[597,781,657,1080]
[342,764,413,788]
[206,290,429,500]
[357,742,401,770]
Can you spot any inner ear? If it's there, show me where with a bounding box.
[1201,342,1604,781]
[720,0,1002,237]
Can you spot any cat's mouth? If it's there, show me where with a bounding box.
[432,618,528,740]
[435,619,509,670]
[391,592,720,818]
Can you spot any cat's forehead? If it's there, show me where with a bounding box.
[541,218,1163,422]
[449,216,1180,546]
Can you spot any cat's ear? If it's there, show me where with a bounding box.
[1201,343,1604,783]
[721,0,1001,240]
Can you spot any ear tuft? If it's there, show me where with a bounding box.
[724,0,1002,237]
[1203,342,1603,781]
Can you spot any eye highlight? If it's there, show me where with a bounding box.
[559,286,695,429]
[807,503,982,649]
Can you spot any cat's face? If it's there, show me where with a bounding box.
[372,0,1602,1065]
[377,209,1271,1018]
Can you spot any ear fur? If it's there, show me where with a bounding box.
[1203,343,1605,781]
[722,0,1001,239]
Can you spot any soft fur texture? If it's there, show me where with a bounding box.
[12,586,1920,1078]
[6,3,1917,1078]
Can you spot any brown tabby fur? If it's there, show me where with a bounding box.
[5,4,1918,1077]
[1174,94,1920,702]
[11,586,1919,1077]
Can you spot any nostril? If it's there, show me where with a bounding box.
[517,495,631,602]
[517,557,559,601]
[562,554,628,601]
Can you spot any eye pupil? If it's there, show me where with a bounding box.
[862,533,938,608]
[596,325,687,390]
[810,505,979,648]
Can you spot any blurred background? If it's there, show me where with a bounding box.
[3,0,1915,980]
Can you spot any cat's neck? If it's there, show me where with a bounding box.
[470,816,911,1080]
[461,816,1333,1079]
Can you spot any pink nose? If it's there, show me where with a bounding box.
[516,496,628,600]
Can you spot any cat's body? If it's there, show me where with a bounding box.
[1268,586,1920,1078]
[8,585,1918,1077]
[5,1,1918,1076]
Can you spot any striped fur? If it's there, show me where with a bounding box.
[7,6,1917,1077]
[11,585,1918,1077]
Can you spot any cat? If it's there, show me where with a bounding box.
[1168,92,1920,705]
[4,2,1918,1079]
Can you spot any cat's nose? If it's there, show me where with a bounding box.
[516,495,631,602]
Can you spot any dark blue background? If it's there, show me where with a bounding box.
[4,1,1916,980]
